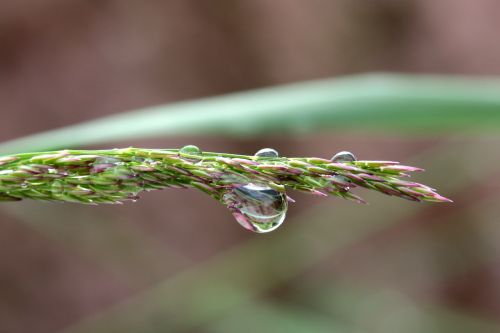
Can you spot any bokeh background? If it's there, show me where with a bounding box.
[1,1,500,332]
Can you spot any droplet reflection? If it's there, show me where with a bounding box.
[223,183,288,233]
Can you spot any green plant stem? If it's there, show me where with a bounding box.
[0,147,450,205]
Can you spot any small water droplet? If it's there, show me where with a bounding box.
[255,148,279,158]
[90,156,121,173]
[223,183,288,233]
[179,145,203,162]
[331,151,357,191]
[180,145,202,155]
[331,151,357,162]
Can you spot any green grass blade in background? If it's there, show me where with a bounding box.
[1,73,500,154]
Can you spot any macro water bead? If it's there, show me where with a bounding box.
[223,183,288,233]
[179,145,202,155]
[255,148,279,158]
[331,151,357,162]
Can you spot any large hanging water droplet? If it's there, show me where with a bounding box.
[223,183,288,233]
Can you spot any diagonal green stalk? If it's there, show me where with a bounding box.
[1,74,500,155]
[0,147,450,205]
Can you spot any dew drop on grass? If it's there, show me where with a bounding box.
[179,145,203,162]
[331,151,357,191]
[331,151,357,162]
[223,183,288,233]
[90,156,121,173]
[179,145,202,155]
[255,148,279,158]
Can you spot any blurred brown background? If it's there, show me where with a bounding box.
[1,1,500,333]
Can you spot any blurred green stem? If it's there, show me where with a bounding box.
[1,73,500,154]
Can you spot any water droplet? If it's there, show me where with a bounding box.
[331,151,357,162]
[179,145,203,162]
[255,148,279,158]
[90,156,121,173]
[331,151,357,190]
[223,183,288,233]
[180,145,202,155]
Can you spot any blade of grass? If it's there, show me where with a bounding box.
[1,73,500,154]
